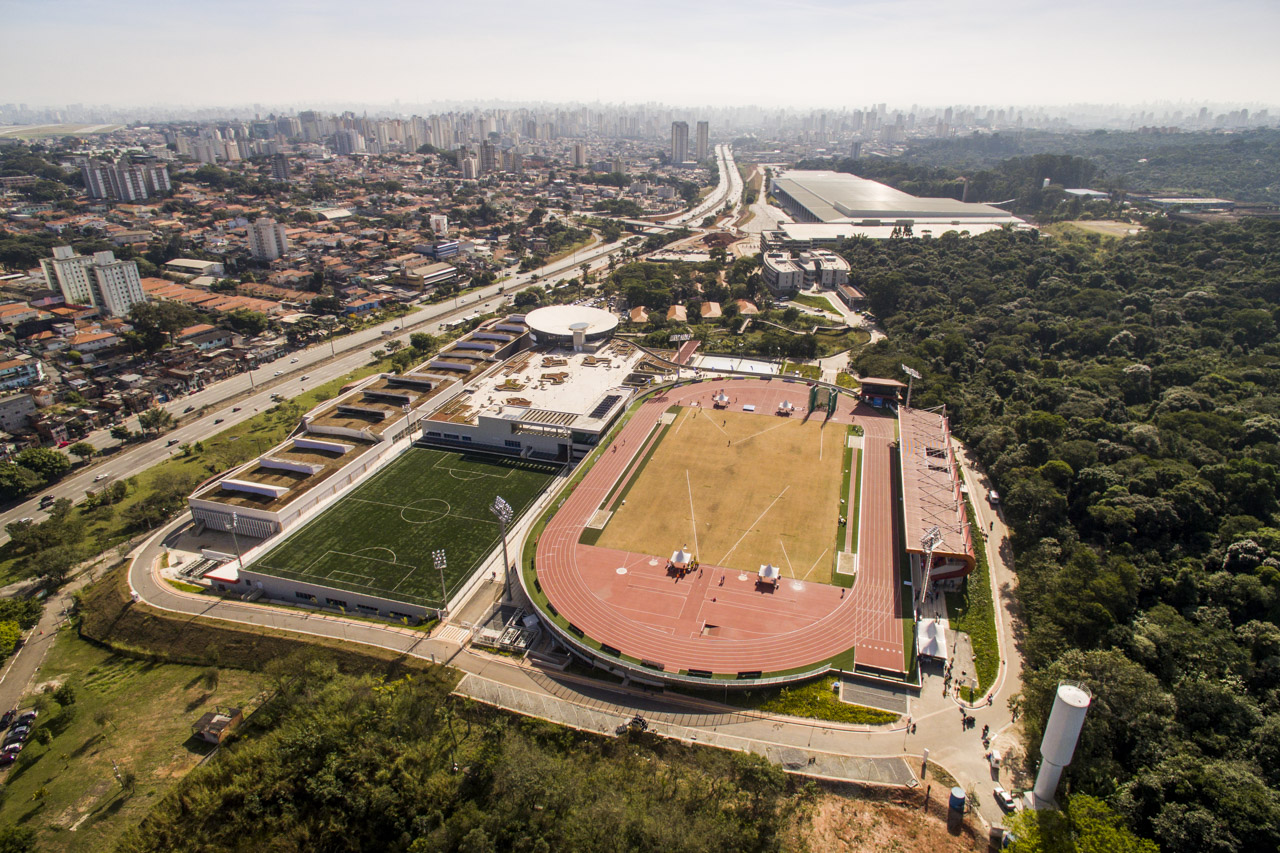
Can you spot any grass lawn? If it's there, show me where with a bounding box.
[946,499,1000,698]
[252,448,557,608]
[0,364,394,588]
[836,372,859,390]
[684,675,898,726]
[790,293,839,314]
[597,408,844,582]
[781,361,821,380]
[0,629,265,853]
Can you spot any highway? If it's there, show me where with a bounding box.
[669,144,740,225]
[0,231,633,537]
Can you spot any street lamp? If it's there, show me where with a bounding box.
[433,549,448,618]
[490,496,513,601]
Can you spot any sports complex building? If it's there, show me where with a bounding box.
[761,169,1024,249]
[182,303,974,685]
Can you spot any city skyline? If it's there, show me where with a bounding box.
[2,0,1278,109]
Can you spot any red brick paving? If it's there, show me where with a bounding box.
[536,378,904,676]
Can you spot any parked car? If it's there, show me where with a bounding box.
[993,786,1016,812]
[16,711,36,726]
[0,710,14,729]
[0,750,16,766]
[988,490,1000,506]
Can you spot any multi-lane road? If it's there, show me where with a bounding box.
[1,147,742,538]
[0,231,634,538]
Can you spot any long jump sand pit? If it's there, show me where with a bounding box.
[598,407,844,583]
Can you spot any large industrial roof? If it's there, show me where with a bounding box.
[772,170,1017,222]
[526,304,618,339]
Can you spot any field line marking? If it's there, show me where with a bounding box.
[685,469,701,557]
[737,418,793,446]
[779,539,794,576]
[718,485,790,566]
[324,549,400,565]
[800,547,830,581]
[819,425,823,461]
[349,497,415,511]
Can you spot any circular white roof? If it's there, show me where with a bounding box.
[525,304,618,338]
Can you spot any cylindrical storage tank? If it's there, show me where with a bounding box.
[1032,681,1091,805]
[948,786,966,812]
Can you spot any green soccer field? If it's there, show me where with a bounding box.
[251,447,558,608]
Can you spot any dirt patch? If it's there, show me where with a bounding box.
[789,791,985,852]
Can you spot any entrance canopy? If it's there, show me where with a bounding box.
[758,564,780,582]
[671,548,692,567]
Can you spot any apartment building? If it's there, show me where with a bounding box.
[248,218,290,261]
[40,246,146,317]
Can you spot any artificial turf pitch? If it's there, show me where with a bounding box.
[251,447,557,608]
[597,407,844,583]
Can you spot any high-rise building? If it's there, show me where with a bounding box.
[461,155,479,180]
[247,218,289,261]
[572,142,586,168]
[428,214,449,237]
[671,121,689,165]
[41,245,94,305]
[89,251,146,317]
[695,121,709,161]
[40,246,145,316]
[332,129,365,155]
[479,141,498,174]
[81,159,171,201]
[270,153,291,183]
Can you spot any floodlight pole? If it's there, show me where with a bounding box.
[491,496,514,601]
[902,363,921,410]
[228,513,244,570]
[433,549,448,619]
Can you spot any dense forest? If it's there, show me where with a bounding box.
[848,220,1280,852]
[115,656,800,853]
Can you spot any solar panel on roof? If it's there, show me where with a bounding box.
[588,394,621,420]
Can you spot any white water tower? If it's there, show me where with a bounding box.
[1030,681,1091,809]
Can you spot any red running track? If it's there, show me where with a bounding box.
[535,378,904,676]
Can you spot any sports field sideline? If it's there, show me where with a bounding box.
[251,447,557,608]
[597,407,845,582]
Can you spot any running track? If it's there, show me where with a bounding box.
[535,378,904,676]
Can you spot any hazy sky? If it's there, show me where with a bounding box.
[3,0,1278,109]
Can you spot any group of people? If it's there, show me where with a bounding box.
[667,557,700,579]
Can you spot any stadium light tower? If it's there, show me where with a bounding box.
[227,513,244,570]
[491,496,514,601]
[433,549,448,618]
[901,364,921,409]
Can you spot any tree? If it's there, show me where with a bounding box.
[110,424,133,444]
[409,332,436,353]
[0,622,22,658]
[0,464,41,500]
[138,407,175,434]
[67,441,95,463]
[0,823,36,853]
[13,447,70,482]
[1007,794,1157,852]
